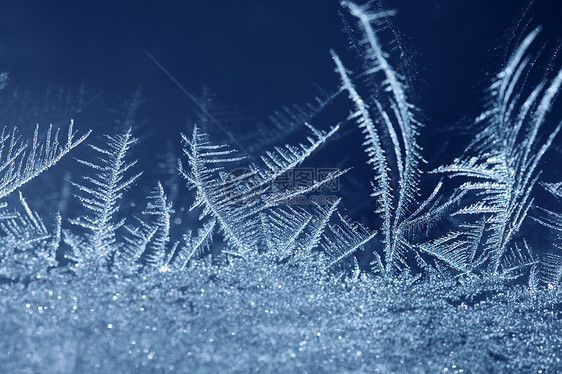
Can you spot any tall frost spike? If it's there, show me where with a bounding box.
[434,28,562,274]
[66,128,142,268]
[333,2,435,275]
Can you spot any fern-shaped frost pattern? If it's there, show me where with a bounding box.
[435,28,562,274]
[66,128,142,267]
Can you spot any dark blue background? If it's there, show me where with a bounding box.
[0,0,560,132]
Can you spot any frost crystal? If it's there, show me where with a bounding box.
[0,1,561,373]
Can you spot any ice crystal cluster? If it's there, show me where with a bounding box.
[0,1,562,373]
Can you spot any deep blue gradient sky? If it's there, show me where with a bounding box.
[0,0,560,128]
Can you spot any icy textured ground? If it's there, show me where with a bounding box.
[1,254,560,373]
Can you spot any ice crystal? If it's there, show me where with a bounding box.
[0,1,561,373]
